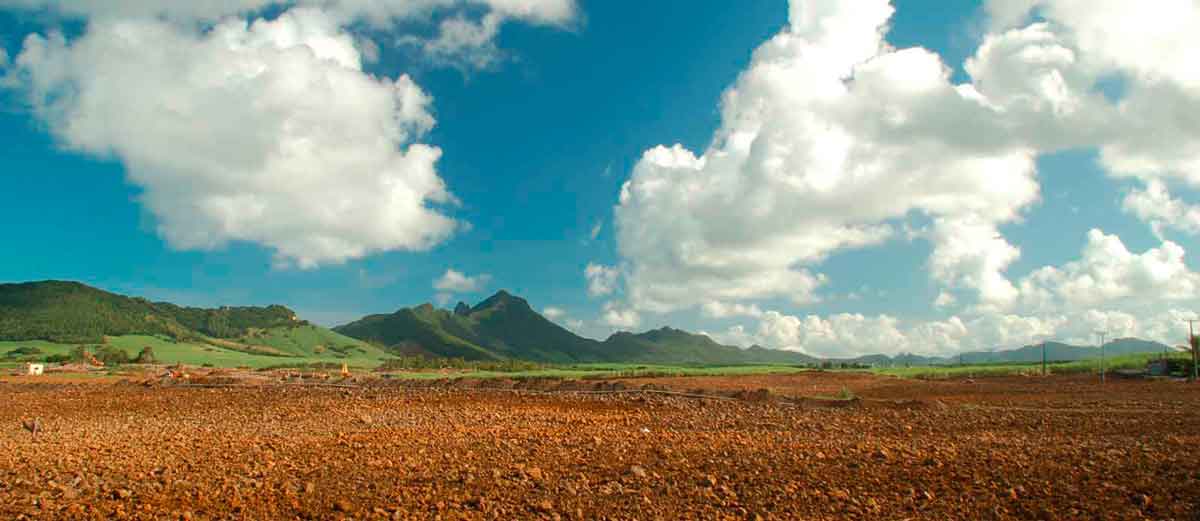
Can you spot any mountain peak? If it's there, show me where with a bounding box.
[454,302,471,316]
[471,290,531,313]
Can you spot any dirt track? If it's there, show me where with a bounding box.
[1,373,1198,520]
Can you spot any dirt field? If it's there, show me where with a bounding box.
[1,372,1198,520]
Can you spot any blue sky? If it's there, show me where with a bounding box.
[2,0,1199,356]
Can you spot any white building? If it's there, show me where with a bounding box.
[24,363,44,376]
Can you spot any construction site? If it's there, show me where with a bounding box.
[1,367,1198,520]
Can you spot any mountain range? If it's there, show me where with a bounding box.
[0,281,1177,366]
[332,290,821,365]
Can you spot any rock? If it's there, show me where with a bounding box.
[333,499,353,512]
[526,467,544,481]
[629,466,648,479]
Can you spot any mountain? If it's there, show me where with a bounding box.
[0,280,382,360]
[334,291,817,365]
[954,338,1175,364]
[335,291,606,363]
[602,328,818,365]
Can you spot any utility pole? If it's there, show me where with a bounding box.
[1187,319,1200,382]
[1042,339,1048,377]
[1096,331,1107,384]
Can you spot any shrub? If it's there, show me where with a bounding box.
[134,346,158,364]
[4,346,43,358]
[94,346,132,366]
[837,386,856,400]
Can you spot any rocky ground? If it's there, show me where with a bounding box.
[0,372,1198,520]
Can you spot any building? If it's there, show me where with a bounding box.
[24,363,44,376]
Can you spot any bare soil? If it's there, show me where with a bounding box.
[1,372,1198,520]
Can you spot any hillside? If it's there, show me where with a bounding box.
[335,292,817,365]
[335,291,606,363]
[0,281,383,363]
[955,338,1174,364]
[602,328,817,365]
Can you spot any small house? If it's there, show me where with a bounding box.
[24,363,44,376]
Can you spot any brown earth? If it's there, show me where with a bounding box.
[1,372,1198,520]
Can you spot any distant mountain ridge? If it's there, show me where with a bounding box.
[333,292,819,365]
[0,281,1178,366]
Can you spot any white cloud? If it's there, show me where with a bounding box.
[700,301,764,319]
[1122,180,1200,238]
[0,0,579,267]
[600,301,639,329]
[1018,229,1200,311]
[7,9,459,268]
[542,306,565,320]
[608,0,1200,331]
[589,220,603,241]
[0,1,577,71]
[433,268,490,293]
[982,0,1200,189]
[719,307,1194,358]
[934,292,957,309]
[721,228,1200,356]
[612,0,1045,316]
[584,263,619,297]
[0,0,577,26]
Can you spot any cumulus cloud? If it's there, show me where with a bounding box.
[607,0,1200,343]
[0,0,577,26]
[720,229,1200,356]
[7,10,459,268]
[700,301,764,319]
[584,263,619,297]
[1,1,578,267]
[1122,180,1200,238]
[0,0,577,70]
[1018,229,1200,311]
[613,0,1046,315]
[984,0,1200,186]
[433,268,490,293]
[600,301,639,329]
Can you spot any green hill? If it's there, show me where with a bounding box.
[334,291,816,365]
[602,328,818,365]
[0,280,387,365]
[954,338,1174,364]
[335,291,605,362]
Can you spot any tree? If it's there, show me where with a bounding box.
[134,346,157,364]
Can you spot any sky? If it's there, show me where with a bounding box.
[2,0,1200,357]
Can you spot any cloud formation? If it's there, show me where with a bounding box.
[614,0,1045,315]
[606,0,1200,354]
[1,1,577,267]
[584,263,618,297]
[433,268,491,293]
[719,230,1200,356]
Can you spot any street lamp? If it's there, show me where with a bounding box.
[1096,331,1107,384]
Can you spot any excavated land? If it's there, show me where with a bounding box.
[1,372,1198,520]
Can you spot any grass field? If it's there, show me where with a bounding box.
[375,363,812,380]
[0,331,395,370]
[4,336,1186,381]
